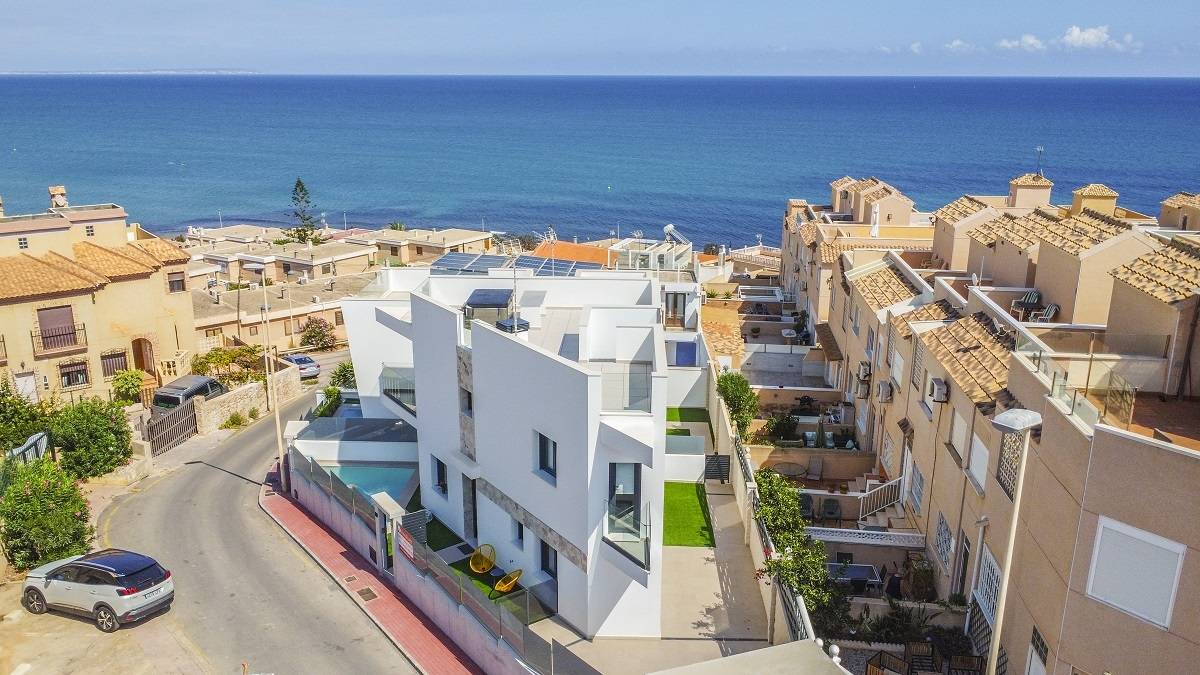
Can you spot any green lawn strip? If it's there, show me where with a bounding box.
[667,407,710,422]
[666,427,691,436]
[663,481,716,547]
[426,517,464,551]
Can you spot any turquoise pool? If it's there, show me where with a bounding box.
[327,463,417,504]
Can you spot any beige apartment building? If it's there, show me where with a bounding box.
[0,187,195,402]
[346,227,493,265]
[773,174,1200,674]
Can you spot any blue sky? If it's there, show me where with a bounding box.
[1,1,1196,76]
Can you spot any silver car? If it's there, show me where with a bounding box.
[22,548,174,632]
[283,353,321,378]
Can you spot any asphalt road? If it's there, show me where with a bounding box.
[100,393,414,675]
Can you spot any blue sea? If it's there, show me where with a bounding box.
[0,76,1197,246]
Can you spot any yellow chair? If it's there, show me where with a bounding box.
[469,544,496,575]
[493,569,522,595]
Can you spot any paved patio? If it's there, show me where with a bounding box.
[530,480,770,674]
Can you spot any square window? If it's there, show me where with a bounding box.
[536,432,557,479]
[321,263,332,274]
[204,328,221,338]
[100,350,128,378]
[18,236,29,249]
[85,225,95,237]
[390,246,399,256]
[540,540,558,579]
[432,456,448,495]
[59,361,89,389]
[167,271,186,293]
[334,310,344,326]
[248,325,259,336]
[1086,516,1185,628]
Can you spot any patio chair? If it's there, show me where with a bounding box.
[800,493,813,521]
[825,433,836,449]
[469,544,497,575]
[821,498,842,525]
[1030,303,1060,323]
[492,569,523,596]
[804,431,817,447]
[805,456,823,482]
[1010,289,1041,313]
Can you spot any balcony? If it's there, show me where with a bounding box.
[380,366,416,415]
[597,361,652,413]
[32,323,87,357]
[603,499,651,569]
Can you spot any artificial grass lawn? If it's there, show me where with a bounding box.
[663,482,716,547]
[667,407,710,423]
[404,488,464,551]
[666,427,692,436]
[450,557,516,598]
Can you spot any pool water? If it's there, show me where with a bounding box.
[327,464,417,504]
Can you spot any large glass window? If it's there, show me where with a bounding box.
[540,540,558,579]
[432,456,448,495]
[537,432,557,479]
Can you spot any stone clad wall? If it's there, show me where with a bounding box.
[194,361,301,434]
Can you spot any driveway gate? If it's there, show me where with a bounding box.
[145,398,198,456]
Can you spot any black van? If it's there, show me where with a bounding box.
[151,375,225,414]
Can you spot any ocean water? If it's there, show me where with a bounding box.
[0,75,1196,246]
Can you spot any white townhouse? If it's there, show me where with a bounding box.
[340,258,708,638]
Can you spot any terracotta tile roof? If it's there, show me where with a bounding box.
[531,240,612,267]
[830,176,856,190]
[890,299,962,338]
[819,240,932,265]
[1163,192,1200,209]
[1111,236,1200,304]
[864,184,914,206]
[799,222,820,246]
[856,265,919,311]
[814,322,842,361]
[72,241,156,280]
[934,195,988,225]
[0,253,102,302]
[846,177,881,193]
[1073,183,1119,198]
[131,237,191,264]
[44,252,108,285]
[967,208,1129,257]
[919,312,1015,406]
[1010,173,1053,187]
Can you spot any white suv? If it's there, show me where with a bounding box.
[21,548,174,632]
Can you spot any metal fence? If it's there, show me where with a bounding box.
[145,397,198,456]
[5,432,49,465]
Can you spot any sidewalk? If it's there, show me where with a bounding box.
[259,463,482,675]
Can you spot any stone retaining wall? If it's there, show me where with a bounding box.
[194,361,301,434]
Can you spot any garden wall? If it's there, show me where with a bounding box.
[666,366,707,408]
[194,361,301,434]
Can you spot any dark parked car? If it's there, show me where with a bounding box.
[151,375,225,414]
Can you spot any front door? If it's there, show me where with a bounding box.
[132,338,156,378]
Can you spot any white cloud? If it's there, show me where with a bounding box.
[943,39,978,54]
[909,42,923,54]
[997,34,1045,52]
[1060,25,1142,53]
[876,45,894,54]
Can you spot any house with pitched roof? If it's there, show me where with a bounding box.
[0,186,195,402]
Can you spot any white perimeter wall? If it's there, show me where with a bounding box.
[666,366,707,407]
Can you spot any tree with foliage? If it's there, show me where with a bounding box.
[110,369,148,406]
[754,468,831,610]
[191,345,265,387]
[299,316,337,350]
[329,361,356,389]
[0,381,50,451]
[387,221,406,231]
[702,243,720,256]
[286,177,320,244]
[0,458,93,571]
[49,398,133,479]
[716,370,758,438]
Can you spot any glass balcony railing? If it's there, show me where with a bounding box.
[380,366,416,415]
[598,362,653,413]
[604,500,651,569]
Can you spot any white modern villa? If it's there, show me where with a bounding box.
[335,250,711,638]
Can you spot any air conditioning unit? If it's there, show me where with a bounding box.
[855,379,871,399]
[876,381,893,403]
[857,361,872,381]
[929,377,949,403]
[249,282,259,290]
[297,274,308,285]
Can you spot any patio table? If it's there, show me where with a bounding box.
[826,562,882,593]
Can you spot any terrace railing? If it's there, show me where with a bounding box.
[32,323,87,357]
[380,366,416,415]
[806,526,925,549]
[603,500,651,569]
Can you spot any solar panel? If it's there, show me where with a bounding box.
[513,255,546,269]
[431,252,477,270]
[573,261,603,270]
[463,254,510,272]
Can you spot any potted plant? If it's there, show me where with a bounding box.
[750,326,761,338]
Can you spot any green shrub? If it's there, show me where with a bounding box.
[753,468,830,610]
[111,369,148,405]
[329,361,356,389]
[0,381,50,451]
[248,407,260,420]
[315,386,342,417]
[0,459,93,571]
[50,398,133,479]
[763,412,798,440]
[704,289,718,299]
[220,412,247,429]
[716,371,758,438]
[299,317,337,350]
[721,291,733,299]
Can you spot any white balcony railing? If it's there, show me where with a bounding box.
[806,526,924,549]
[858,476,903,520]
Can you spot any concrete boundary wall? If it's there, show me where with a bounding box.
[288,466,534,675]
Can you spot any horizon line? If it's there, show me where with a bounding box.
[1,71,1197,79]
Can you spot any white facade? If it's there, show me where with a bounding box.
[342,266,708,638]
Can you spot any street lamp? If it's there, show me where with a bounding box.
[243,263,289,493]
[985,407,1042,675]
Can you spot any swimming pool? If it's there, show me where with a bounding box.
[327,463,417,504]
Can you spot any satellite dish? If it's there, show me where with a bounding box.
[631,229,644,239]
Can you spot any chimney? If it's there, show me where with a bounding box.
[48,185,68,209]
[1007,173,1053,208]
[1070,184,1119,217]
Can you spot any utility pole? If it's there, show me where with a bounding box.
[247,262,289,493]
